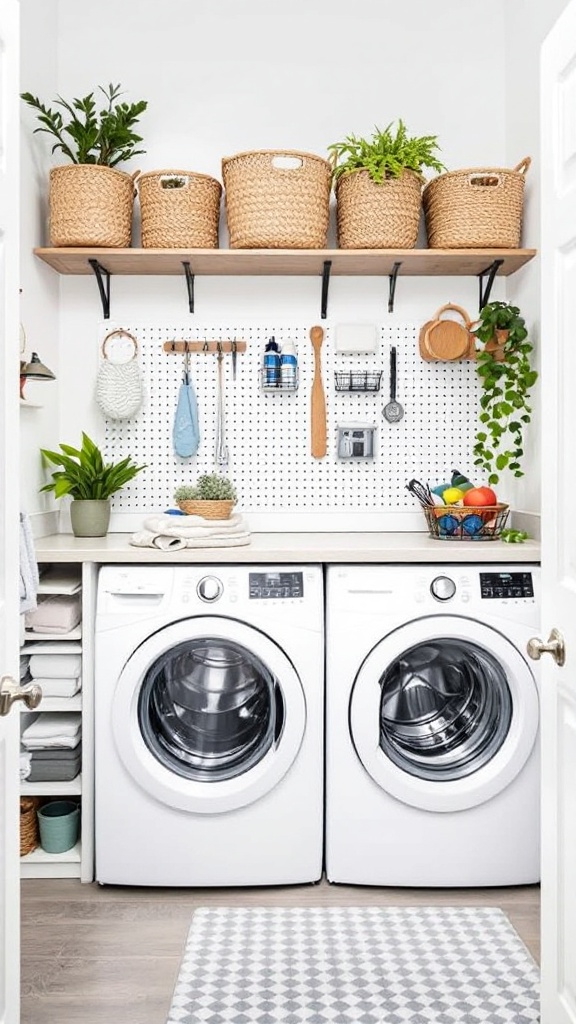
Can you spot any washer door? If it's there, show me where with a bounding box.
[111,617,306,813]
[349,616,539,812]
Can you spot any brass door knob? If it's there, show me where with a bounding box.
[527,628,566,667]
[0,676,42,717]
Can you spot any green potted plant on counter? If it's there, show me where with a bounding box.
[174,473,237,520]
[20,82,147,247]
[472,301,538,485]
[40,432,146,537]
[328,119,445,248]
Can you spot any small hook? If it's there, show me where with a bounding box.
[203,340,209,352]
[171,340,175,352]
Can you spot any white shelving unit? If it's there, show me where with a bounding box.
[20,564,96,882]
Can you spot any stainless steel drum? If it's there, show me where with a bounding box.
[379,639,513,781]
[138,638,280,781]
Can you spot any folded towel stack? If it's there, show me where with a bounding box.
[21,712,82,749]
[28,653,81,697]
[25,594,82,635]
[130,512,252,550]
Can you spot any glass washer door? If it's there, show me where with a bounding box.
[111,616,306,814]
[349,615,539,813]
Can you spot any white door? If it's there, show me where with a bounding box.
[539,4,576,1022]
[0,1,22,1022]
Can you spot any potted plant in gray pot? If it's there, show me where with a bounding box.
[20,82,147,247]
[328,120,445,248]
[40,432,146,537]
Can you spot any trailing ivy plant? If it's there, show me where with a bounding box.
[20,82,147,167]
[472,301,538,486]
[328,120,445,183]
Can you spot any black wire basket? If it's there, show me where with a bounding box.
[424,503,510,541]
[334,371,382,392]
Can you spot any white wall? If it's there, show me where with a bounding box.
[27,0,557,529]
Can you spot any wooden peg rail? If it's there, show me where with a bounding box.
[162,340,247,354]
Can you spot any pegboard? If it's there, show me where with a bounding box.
[102,322,482,517]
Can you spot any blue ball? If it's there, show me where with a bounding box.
[462,514,484,536]
[438,514,459,535]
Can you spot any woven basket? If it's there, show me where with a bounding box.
[222,150,331,249]
[335,168,423,249]
[424,503,510,541]
[49,164,137,247]
[20,796,40,857]
[423,158,531,249]
[177,499,235,520]
[138,169,222,248]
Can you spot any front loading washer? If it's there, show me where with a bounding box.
[94,564,323,886]
[325,564,540,887]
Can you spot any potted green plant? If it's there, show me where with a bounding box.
[471,301,538,485]
[40,432,146,537]
[327,120,445,248]
[174,474,237,520]
[20,82,147,247]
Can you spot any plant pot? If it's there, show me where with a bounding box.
[70,499,111,537]
[177,499,235,520]
[49,164,137,247]
[484,328,509,362]
[37,800,80,854]
[335,168,423,248]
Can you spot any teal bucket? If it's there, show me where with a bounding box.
[37,800,80,854]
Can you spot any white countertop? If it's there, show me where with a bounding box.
[34,532,541,564]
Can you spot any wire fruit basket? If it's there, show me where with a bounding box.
[424,503,510,541]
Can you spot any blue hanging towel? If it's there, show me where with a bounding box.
[173,378,201,458]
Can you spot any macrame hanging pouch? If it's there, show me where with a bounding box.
[96,329,144,420]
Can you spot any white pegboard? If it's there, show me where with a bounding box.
[102,322,482,519]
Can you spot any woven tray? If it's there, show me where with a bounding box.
[49,164,137,247]
[222,149,331,249]
[423,158,530,249]
[335,168,423,249]
[138,169,222,248]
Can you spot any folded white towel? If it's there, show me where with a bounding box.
[143,513,248,539]
[130,530,251,550]
[22,734,81,750]
[25,594,81,634]
[31,677,81,698]
[21,712,81,750]
[29,654,82,679]
[20,512,39,614]
[20,753,32,781]
[130,530,187,551]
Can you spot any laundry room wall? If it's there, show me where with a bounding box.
[20,0,546,529]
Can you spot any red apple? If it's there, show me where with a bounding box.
[463,486,498,507]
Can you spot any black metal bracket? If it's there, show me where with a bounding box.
[182,261,195,314]
[388,261,402,313]
[321,260,332,319]
[478,259,504,310]
[88,259,111,320]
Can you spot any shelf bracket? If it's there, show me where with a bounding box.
[182,261,195,314]
[388,261,402,313]
[478,259,504,310]
[321,260,332,319]
[88,259,111,320]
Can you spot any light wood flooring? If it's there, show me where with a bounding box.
[21,878,540,1024]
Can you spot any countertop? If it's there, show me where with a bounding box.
[34,532,541,564]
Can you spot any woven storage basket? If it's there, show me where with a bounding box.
[335,168,423,249]
[138,169,222,248]
[222,150,331,249]
[424,503,510,541]
[49,164,137,247]
[423,157,531,249]
[20,796,40,857]
[177,499,235,520]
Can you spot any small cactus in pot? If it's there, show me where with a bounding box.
[174,474,237,519]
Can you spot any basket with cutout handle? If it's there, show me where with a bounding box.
[418,303,475,361]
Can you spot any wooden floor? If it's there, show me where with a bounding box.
[20,877,540,1024]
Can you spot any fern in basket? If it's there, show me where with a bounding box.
[328,120,445,183]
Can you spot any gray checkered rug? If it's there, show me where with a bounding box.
[167,906,539,1023]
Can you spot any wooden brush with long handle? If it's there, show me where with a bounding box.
[309,324,327,458]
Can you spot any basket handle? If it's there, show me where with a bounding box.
[469,172,501,188]
[101,328,139,361]
[433,302,472,327]
[270,154,305,171]
[513,156,531,175]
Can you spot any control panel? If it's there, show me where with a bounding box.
[249,572,304,600]
[480,571,534,599]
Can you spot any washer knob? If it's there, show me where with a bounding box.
[197,576,223,602]
[430,575,456,601]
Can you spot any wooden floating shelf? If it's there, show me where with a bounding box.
[34,246,536,278]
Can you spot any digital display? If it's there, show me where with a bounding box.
[480,572,534,599]
[249,572,304,600]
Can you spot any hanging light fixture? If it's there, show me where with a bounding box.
[19,351,56,399]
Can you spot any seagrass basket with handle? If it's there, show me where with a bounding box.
[138,169,222,248]
[49,164,138,247]
[335,167,423,249]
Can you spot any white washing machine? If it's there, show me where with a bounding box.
[325,563,540,887]
[94,564,324,886]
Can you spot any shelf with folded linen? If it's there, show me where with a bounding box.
[20,711,82,789]
[24,589,82,639]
